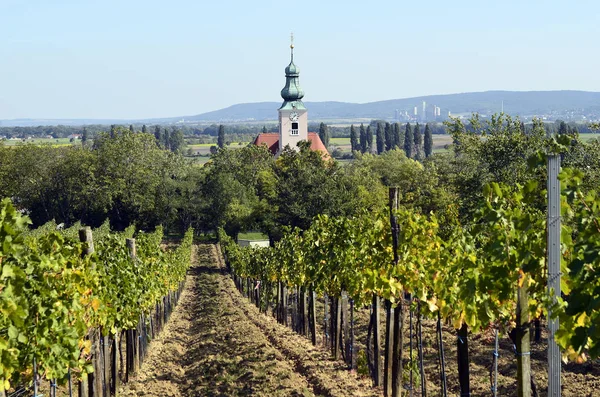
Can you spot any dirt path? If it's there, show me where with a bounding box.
[119,244,379,397]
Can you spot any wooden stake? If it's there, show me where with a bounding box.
[78,228,94,397]
[384,299,394,397]
[389,187,404,397]
[373,295,382,387]
[457,323,470,397]
[310,289,317,346]
[516,276,531,397]
[111,333,119,395]
[103,334,110,397]
[334,297,342,360]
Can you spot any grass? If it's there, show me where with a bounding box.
[238,232,268,241]
[329,137,350,145]
[579,133,600,142]
[2,138,77,146]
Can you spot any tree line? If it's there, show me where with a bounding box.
[348,122,434,159]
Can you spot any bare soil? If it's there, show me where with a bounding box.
[118,244,379,397]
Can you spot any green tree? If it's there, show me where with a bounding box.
[350,124,359,152]
[82,127,89,145]
[558,120,568,135]
[203,145,274,239]
[404,123,413,158]
[319,122,330,148]
[413,122,423,160]
[359,123,367,154]
[218,124,226,148]
[393,123,402,149]
[376,122,385,154]
[129,125,134,133]
[142,125,147,133]
[262,125,268,133]
[366,125,373,153]
[163,128,171,151]
[154,126,163,147]
[424,123,433,158]
[384,122,393,151]
[169,129,185,153]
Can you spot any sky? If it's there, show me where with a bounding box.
[0,0,599,120]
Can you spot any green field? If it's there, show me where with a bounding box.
[329,135,453,153]
[579,133,600,142]
[2,137,77,147]
[238,231,269,240]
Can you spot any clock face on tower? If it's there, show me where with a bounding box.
[289,112,299,121]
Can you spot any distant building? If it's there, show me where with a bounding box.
[253,42,328,157]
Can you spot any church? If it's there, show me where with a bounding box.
[253,42,328,157]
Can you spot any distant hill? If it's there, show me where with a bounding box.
[185,91,600,122]
[2,91,599,127]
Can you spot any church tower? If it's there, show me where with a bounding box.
[278,36,308,152]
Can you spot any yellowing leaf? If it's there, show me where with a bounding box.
[91,298,100,312]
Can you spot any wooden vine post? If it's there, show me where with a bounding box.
[384,299,394,397]
[516,272,531,397]
[373,294,381,387]
[78,227,94,397]
[389,187,404,397]
[457,323,470,396]
[310,288,317,346]
[126,238,140,376]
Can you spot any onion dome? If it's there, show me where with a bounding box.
[280,42,305,109]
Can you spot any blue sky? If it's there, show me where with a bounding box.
[0,0,598,119]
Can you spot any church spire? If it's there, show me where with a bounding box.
[280,33,305,109]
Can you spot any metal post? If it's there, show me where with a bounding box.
[547,153,561,397]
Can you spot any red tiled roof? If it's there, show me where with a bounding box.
[307,132,329,157]
[253,133,279,155]
[253,132,330,158]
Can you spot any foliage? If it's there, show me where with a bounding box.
[0,199,193,388]
[424,123,433,158]
[350,124,359,153]
[319,123,330,148]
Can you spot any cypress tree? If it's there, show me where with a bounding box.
[366,125,373,153]
[163,128,171,151]
[154,126,162,147]
[110,124,116,138]
[217,124,225,148]
[376,122,385,154]
[129,124,134,133]
[424,123,433,158]
[142,125,147,133]
[350,124,359,152]
[413,123,423,160]
[82,127,88,145]
[393,123,402,149]
[569,124,579,135]
[359,123,367,153]
[319,122,330,147]
[384,122,393,151]
[404,123,413,158]
[262,125,268,133]
[558,121,568,135]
